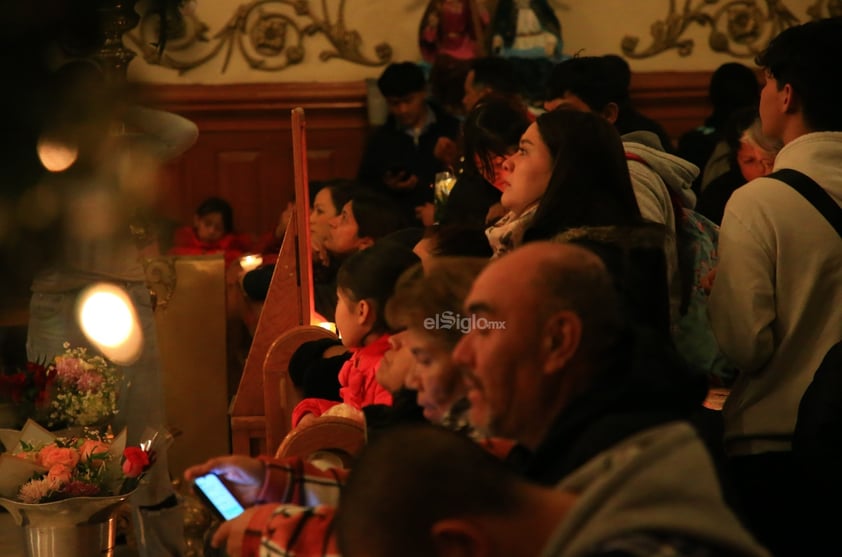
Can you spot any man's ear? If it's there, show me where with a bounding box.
[542,310,582,375]
[781,82,798,114]
[600,102,619,124]
[430,519,490,557]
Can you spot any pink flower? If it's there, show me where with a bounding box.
[76,371,104,392]
[54,355,85,384]
[38,445,80,470]
[122,447,150,478]
[47,464,73,485]
[79,439,110,467]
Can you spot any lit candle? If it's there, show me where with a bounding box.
[239,254,263,272]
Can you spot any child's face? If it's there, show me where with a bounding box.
[335,288,368,348]
[325,201,365,255]
[194,212,226,243]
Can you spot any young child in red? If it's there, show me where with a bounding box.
[170,196,251,267]
[291,242,420,427]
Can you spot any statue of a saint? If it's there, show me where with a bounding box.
[490,0,563,60]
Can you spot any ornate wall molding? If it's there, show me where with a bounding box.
[621,0,836,59]
[144,257,177,312]
[127,0,392,74]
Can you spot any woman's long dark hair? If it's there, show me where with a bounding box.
[525,109,643,242]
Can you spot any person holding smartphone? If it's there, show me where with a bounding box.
[357,62,460,227]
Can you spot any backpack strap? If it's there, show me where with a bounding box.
[769,168,842,240]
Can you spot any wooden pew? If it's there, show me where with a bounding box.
[262,325,338,454]
[274,415,366,469]
[147,254,229,478]
[229,108,319,456]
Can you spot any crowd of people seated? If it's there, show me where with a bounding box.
[179,16,841,557]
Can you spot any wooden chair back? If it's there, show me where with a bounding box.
[274,416,366,469]
[263,325,338,454]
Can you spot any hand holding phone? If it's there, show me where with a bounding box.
[194,473,246,521]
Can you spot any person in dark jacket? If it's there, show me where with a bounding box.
[358,62,460,225]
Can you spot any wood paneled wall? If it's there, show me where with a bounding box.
[630,71,713,149]
[145,71,713,237]
[145,81,370,239]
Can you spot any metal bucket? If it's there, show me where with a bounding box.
[24,517,116,557]
[0,494,128,557]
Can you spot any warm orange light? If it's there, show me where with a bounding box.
[76,283,143,365]
[37,137,78,172]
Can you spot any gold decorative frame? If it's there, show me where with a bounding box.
[127,0,392,73]
[143,257,177,312]
[620,0,837,59]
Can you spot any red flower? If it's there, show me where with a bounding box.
[64,481,101,497]
[122,447,150,478]
[0,361,55,404]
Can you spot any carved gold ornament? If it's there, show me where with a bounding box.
[127,0,393,74]
[620,0,836,59]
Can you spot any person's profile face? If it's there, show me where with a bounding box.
[450,256,548,440]
[404,329,465,423]
[736,140,775,182]
[310,188,339,244]
[500,123,553,216]
[759,71,785,141]
[334,288,366,348]
[194,212,225,243]
[386,91,428,128]
[475,152,512,192]
[324,201,363,255]
[376,330,415,393]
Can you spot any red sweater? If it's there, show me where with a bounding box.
[291,334,393,427]
[169,225,252,267]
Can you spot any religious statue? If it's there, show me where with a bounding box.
[490,0,563,60]
[419,0,490,63]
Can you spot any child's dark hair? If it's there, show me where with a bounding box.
[196,196,234,234]
[337,242,421,336]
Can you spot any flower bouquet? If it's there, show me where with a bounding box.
[0,419,153,504]
[45,343,123,430]
[0,343,124,431]
[0,419,160,557]
[0,361,55,429]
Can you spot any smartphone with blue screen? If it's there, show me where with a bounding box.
[194,473,246,521]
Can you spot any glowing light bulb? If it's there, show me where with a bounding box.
[77,284,143,365]
[37,137,78,172]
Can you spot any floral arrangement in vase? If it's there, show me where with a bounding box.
[0,419,154,504]
[0,343,123,430]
